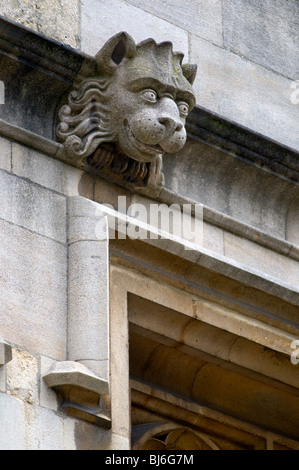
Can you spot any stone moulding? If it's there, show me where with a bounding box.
[43,361,111,429]
[186,107,299,184]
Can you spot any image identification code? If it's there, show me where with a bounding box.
[105,454,194,466]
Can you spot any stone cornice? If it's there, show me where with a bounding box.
[0,16,94,140]
[0,16,94,83]
[0,15,298,182]
[186,107,299,185]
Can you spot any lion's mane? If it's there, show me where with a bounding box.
[56,76,116,160]
[56,76,150,184]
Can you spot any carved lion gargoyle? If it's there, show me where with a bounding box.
[56,32,197,189]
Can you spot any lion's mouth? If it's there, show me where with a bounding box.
[124,121,164,156]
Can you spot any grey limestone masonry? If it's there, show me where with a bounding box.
[0,391,71,450]
[0,1,298,451]
[0,136,11,172]
[114,0,223,46]
[0,218,67,358]
[189,34,299,151]
[222,0,299,80]
[0,0,80,49]
[80,0,189,57]
[11,143,83,196]
[0,170,66,243]
[0,138,117,448]
[0,138,68,359]
[163,141,298,241]
[78,0,299,151]
[0,0,298,150]
[0,390,127,449]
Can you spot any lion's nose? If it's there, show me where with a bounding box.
[158,116,183,133]
[158,97,183,134]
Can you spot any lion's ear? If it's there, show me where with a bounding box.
[95,32,136,75]
[182,64,197,85]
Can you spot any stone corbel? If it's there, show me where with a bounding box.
[43,361,110,428]
[56,31,197,192]
[0,336,12,366]
[43,196,110,428]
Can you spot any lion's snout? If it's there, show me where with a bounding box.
[128,97,187,155]
[133,117,186,152]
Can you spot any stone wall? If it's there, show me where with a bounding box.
[0,137,124,450]
[1,0,298,150]
[0,0,298,451]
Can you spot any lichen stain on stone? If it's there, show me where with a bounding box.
[6,349,38,405]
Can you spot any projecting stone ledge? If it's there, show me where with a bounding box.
[0,336,12,366]
[43,361,111,429]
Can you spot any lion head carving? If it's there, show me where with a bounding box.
[56,32,197,189]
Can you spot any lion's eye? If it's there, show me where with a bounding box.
[141,89,157,103]
[177,102,189,117]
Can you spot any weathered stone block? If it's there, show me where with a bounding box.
[0,336,12,366]
[0,171,66,243]
[0,0,80,49]
[25,403,65,450]
[126,0,223,45]
[40,356,59,411]
[0,390,113,449]
[286,196,299,245]
[6,349,39,405]
[0,137,11,172]
[163,140,298,240]
[12,143,84,196]
[224,232,299,291]
[203,222,224,254]
[190,35,299,151]
[81,0,189,57]
[0,393,26,450]
[223,0,299,79]
[0,219,67,358]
